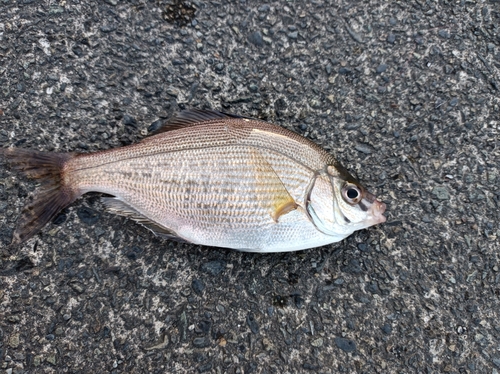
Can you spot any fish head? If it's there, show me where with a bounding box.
[306,164,386,238]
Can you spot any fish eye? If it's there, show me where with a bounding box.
[342,184,362,205]
[347,188,359,199]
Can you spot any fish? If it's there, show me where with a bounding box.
[0,109,386,252]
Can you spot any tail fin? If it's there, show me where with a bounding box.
[1,148,79,245]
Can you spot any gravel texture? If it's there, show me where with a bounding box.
[1,0,499,373]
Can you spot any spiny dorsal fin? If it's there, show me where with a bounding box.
[150,109,245,135]
[101,197,189,242]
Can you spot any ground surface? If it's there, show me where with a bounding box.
[0,0,499,373]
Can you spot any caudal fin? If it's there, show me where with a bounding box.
[1,148,79,245]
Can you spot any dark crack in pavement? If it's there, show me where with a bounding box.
[0,1,499,373]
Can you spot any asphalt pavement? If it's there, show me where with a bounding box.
[0,0,499,373]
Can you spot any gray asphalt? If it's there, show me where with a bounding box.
[1,1,499,373]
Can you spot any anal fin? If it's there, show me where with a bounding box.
[101,197,189,242]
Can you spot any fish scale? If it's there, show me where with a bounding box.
[1,109,386,251]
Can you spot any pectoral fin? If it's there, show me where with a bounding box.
[101,197,189,242]
[271,199,298,222]
[250,148,298,222]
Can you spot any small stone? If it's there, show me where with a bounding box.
[422,215,433,223]
[432,186,450,200]
[198,362,213,373]
[248,83,259,93]
[357,243,368,252]
[122,114,137,127]
[63,314,71,321]
[100,24,116,33]
[191,279,205,295]
[309,98,321,109]
[376,64,387,73]
[303,363,321,370]
[345,25,363,43]
[389,17,397,25]
[438,29,450,38]
[339,67,351,75]
[355,143,373,154]
[69,282,85,294]
[214,63,225,72]
[262,337,273,350]
[166,87,180,97]
[217,336,227,347]
[493,357,500,368]
[9,333,20,348]
[293,295,304,309]
[248,31,263,47]
[193,337,210,348]
[381,324,392,335]
[33,355,42,367]
[334,337,356,352]
[77,207,100,225]
[311,338,323,347]
[288,31,298,39]
[200,260,225,276]
[46,353,57,365]
[246,312,259,334]
[7,315,20,323]
[387,33,395,44]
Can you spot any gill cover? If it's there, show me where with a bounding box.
[305,172,338,236]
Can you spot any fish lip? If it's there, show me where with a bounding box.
[368,199,387,224]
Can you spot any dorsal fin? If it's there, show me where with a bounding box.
[150,109,245,135]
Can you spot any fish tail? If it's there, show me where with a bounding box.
[1,148,79,245]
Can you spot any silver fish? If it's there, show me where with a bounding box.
[1,109,386,252]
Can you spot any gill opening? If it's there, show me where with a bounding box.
[303,168,341,236]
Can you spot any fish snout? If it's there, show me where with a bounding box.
[370,199,387,224]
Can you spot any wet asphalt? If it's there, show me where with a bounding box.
[0,1,499,373]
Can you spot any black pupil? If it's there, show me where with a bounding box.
[347,188,359,199]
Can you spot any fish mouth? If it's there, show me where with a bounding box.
[368,199,387,224]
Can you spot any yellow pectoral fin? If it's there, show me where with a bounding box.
[271,198,298,222]
[250,147,298,223]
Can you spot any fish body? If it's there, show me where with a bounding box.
[1,110,386,252]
